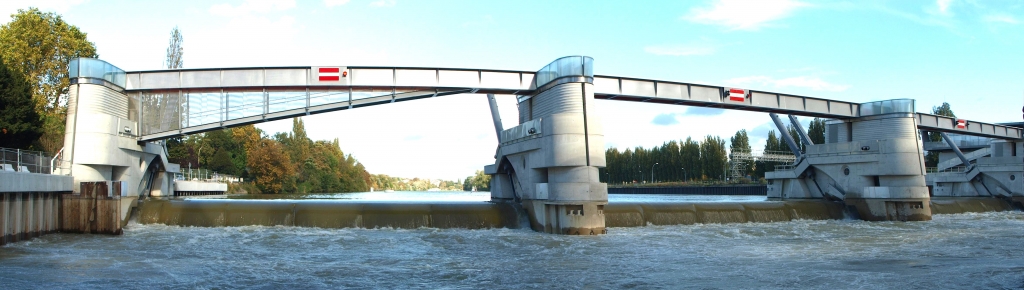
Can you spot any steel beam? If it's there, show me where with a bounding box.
[770,113,802,159]
[940,132,972,169]
[787,115,814,146]
[486,94,504,142]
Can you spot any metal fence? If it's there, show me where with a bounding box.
[174,168,241,183]
[608,185,767,195]
[0,147,70,175]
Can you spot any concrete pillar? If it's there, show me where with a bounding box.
[488,78,607,235]
[767,112,931,221]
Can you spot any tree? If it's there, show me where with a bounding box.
[246,138,294,194]
[0,57,41,149]
[787,124,803,152]
[463,170,491,191]
[925,102,956,167]
[0,8,98,153]
[700,135,728,181]
[165,26,183,69]
[807,118,826,145]
[729,129,752,177]
[755,130,785,179]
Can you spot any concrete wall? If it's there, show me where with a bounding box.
[0,171,73,193]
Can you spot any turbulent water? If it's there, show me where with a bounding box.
[1,193,1022,289]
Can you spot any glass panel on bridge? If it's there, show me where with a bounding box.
[69,58,126,88]
[535,56,594,88]
[268,90,307,113]
[226,90,264,120]
[141,91,183,135]
[309,89,349,107]
[186,90,224,127]
[859,99,915,116]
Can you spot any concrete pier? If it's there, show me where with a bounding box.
[767,102,933,221]
[0,171,72,245]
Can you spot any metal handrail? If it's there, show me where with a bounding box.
[0,147,70,175]
[174,168,242,183]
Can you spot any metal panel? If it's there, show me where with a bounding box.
[265,69,307,86]
[779,95,803,111]
[125,73,140,90]
[655,83,685,100]
[831,102,853,116]
[437,70,479,88]
[140,72,179,89]
[750,92,778,108]
[981,124,994,135]
[592,77,619,95]
[480,72,521,90]
[690,86,720,103]
[350,69,393,86]
[521,73,536,89]
[805,99,828,114]
[181,71,221,88]
[221,70,264,87]
[395,69,437,87]
[620,79,655,97]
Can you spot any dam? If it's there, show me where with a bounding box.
[0,55,1021,242]
[0,191,1022,288]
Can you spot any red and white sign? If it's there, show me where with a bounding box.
[317,67,344,81]
[727,88,747,102]
[956,119,967,129]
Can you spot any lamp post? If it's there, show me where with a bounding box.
[681,168,687,183]
[650,162,659,184]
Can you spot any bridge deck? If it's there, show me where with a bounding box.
[122,66,1022,141]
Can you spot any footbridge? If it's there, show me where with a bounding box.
[61,56,1023,235]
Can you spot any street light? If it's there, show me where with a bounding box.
[650,162,659,184]
[681,167,687,182]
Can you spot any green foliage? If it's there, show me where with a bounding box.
[807,118,826,145]
[0,57,41,149]
[462,170,491,191]
[729,130,752,177]
[604,135,728,184]
[925,102,956,167]
[754,130,786,179]
[165,27,183,69]
[0,8,98,153]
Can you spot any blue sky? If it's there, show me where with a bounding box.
[4,0,1022,180]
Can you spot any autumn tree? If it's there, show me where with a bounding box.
[0,8,98,153]
[246,138,294,193]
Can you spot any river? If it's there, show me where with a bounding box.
[1,192,1022,289]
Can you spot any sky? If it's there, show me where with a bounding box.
[3,0,1022,181]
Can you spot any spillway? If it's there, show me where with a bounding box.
[136,196,1017,230]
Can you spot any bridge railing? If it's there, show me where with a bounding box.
[174,168,242,183]
[0,147,70,175]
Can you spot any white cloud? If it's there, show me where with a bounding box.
[369,0,396,8]
[726,75,850,92]
[644,43,715,56]
[209,0,296,17]
[685,0,810,31]
[935,0,953,15]
[324,0,350,7]
[983,14,1019,24]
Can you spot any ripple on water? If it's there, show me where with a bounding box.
[0,211,1022,288]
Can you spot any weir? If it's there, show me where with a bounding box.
[1,55,1020,240]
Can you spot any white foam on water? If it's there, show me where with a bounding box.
[2,210,1023,288]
